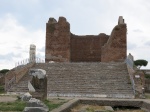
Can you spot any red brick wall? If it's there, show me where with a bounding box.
[45,16,127,62]
[101,24,127,62]
[70,33,109,62]
[45,17,70,62]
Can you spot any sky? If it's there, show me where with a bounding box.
[0,0,150,70]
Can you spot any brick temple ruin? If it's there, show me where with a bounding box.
[45,16,126,62]
[6,16,146,99]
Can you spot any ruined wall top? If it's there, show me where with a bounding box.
[48,18,57,24]
[58,17,67,23]
[118,16,125,25]
[46,16,126,62]
[48,16,68,24]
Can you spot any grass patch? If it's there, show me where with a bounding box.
[0,97,67,111]
[44,99,66,111]
[145,74,150,79]
[0,100,26,111]
[145,93,150,99]
[0,85,5,94]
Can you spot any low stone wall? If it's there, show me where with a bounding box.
[14,63,35,83]
[5,63,35,91]
[145,79,150,92]
[51,99,150,112]
[51,99,79,112]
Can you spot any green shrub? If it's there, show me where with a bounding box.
[44,99,66,111]
[134,59,148,69]
[0,85,4,94]
[0,69,9,74]
[145,74,150,79]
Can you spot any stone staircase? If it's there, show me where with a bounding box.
[33,62,134,98]
[8,62,134,98]
[8,72,31,93]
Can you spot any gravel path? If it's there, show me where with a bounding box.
[0,96,17,102]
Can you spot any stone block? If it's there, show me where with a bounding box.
[21,92,32,101]
[27,98,47,107]
[29,69,46,79]
[23,107,48,112]
[24,98,49,112]
[28,81,35,92]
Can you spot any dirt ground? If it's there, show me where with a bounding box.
[71,104,145,112]
[0,95,17,102]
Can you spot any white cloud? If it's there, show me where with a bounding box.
[0,0,150,69]
[0,14,45,70]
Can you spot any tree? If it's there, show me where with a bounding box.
[134,59,148,69]
[0,69,9,74]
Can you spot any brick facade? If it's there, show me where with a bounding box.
[70,33,109,62]
[45,16,126,62]
[45,17,70,62]
[101,24,127,62]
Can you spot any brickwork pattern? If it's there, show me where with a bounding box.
[45,16,127,63]
[45,17,70,62]
[101,24,127,62]
[70,33,109,62]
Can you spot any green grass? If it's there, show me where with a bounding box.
[86,107,95,112]
[0,100,26,111]
[44,99,66,111]
[145,74,150,79]
[145,93,150,99]
[0,97,67,111]
[0,85,5,94]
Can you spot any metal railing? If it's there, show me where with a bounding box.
[15,57,45,68]
[5,57,44,92]
[125,58,136,95]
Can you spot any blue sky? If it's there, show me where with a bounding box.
[0,0,150,69]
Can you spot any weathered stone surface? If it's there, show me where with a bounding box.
[118,16,124,25]
[126,53,134,68]
[45,16,70,62]
[21,92,32,101]
[40,62,134,98]
[29,69,46,79]
[52,99,150,112]
[28,81,35,92]
[24,107,48,112]
[27,98,45,107]
[101,21,127,62]
[104,106,114,111]
[48,18,57,24]
[23,98,49,112]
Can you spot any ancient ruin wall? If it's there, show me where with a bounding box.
[101,20,127,62]
[45,17,70,62]
[45,16,126,62]
[70,33,109,62]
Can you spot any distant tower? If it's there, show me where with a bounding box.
[29,44,36,62]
